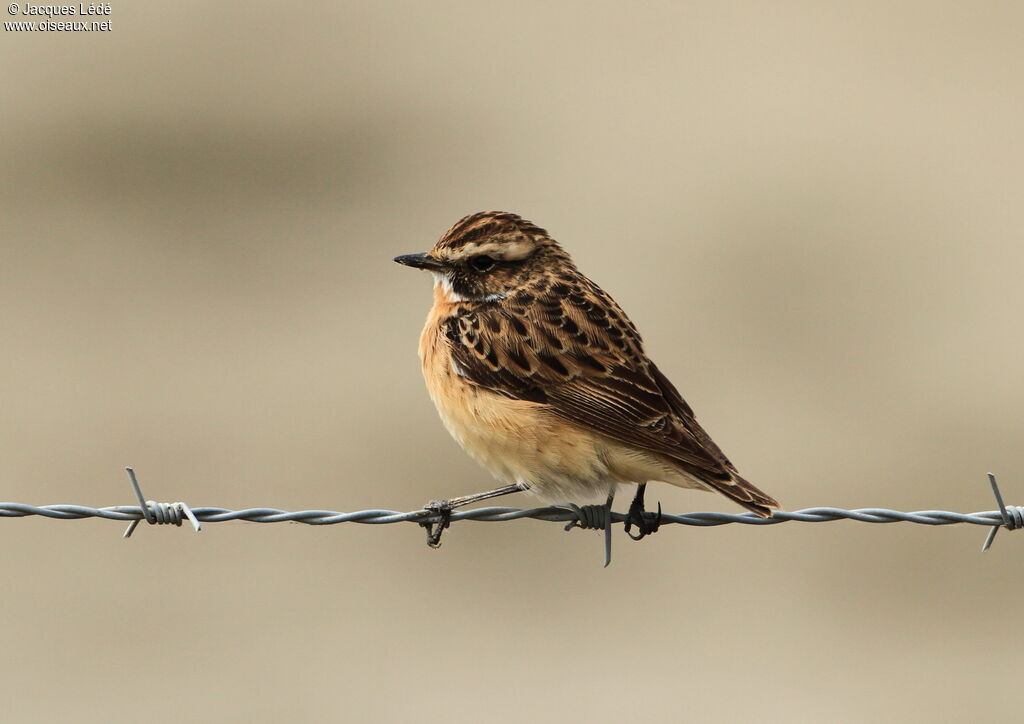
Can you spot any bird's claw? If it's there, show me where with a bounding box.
[421,499,453,549]
[624,498,661,541]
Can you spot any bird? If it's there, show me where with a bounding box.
[395,211,779,554]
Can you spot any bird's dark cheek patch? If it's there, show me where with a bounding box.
[451,274,476,299]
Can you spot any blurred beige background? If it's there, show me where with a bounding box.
[2,2,1023,722]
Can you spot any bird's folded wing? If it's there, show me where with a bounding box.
[444,286,735,478]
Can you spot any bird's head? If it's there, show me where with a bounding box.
[394,211,573,303]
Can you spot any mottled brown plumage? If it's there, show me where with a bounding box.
[396,211,779,522]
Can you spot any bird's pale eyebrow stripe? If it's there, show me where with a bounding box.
[445,240,535,262]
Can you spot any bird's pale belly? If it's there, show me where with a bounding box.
[430,373,611,500]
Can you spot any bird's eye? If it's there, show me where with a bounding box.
[469,255,496,272]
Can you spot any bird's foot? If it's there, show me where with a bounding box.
[624,484,661,541]
[420,499,453,549]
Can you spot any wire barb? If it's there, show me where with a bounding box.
[981,473,1022,551]
[122,467,201,538]
[562,498,616,567]
[562,503,612,532]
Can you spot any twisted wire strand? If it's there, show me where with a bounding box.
[4,471,1017,562]
[0,502,1015,528]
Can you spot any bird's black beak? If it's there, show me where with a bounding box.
[393,252,447,271]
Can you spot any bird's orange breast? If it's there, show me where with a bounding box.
[418,293,541,465]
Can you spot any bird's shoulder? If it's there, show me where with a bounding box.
[441,272,643,393]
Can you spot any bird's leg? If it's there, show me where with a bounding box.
[624,482,662,541]
[421,484,523,548]
[603,489,614,567]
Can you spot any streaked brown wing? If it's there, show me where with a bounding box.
[444,279,735,479]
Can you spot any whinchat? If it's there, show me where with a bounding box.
[396,212,779,549]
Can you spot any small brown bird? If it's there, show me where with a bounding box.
[396,212,778,552]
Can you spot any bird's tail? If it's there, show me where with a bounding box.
[703,473,779,518]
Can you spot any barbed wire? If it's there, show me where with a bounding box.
[0,470,1020,562]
